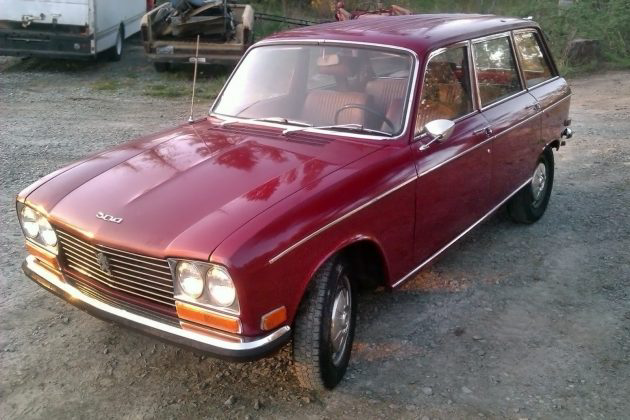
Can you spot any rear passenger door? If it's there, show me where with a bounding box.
[472,33,541,205]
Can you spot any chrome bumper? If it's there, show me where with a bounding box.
[22,255,291,361]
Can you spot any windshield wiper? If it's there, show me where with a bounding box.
[283,123,393,137]
[218,116,312,128]
[251,117,312,127]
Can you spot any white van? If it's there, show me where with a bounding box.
[0,0,147,60]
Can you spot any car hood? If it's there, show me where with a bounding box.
[26,119,381,260]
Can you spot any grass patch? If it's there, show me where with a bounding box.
[196,75,228,99]
[142,74,227,100]
[143,83,188,98]
[91,79,124,91]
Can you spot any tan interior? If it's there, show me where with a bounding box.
[416,61,470,131]
[301,90,369,126]
[366,78,408,129]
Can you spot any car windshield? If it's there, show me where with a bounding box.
[211,44,414,137]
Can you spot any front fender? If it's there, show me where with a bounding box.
[211,143,417,336]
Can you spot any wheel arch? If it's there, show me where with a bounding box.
[296,235,390,310]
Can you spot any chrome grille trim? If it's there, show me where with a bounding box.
[71,275,180,327]
[56,229,176,309]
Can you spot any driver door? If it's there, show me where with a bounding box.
[411,43,493,265]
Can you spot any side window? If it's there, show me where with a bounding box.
[514,31,554,88]
[473,36,522,107]
[415,46,474,135]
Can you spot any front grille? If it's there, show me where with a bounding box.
[56,230,176,309]
[72,277,180,327]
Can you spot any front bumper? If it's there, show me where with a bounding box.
[22,255,291,360]
[0,28,95,59]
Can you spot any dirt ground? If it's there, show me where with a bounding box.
[1,40,629,420]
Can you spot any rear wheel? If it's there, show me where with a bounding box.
[108,26,124,62]
[293,257,357,391]
[507,149,554,224]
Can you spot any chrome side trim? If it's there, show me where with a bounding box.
[525,75,560,91]
[269,175,417,264]
[479,88,527,112]
[392,177,533,288]
[209,39,421,142]
[540,93,571,113]
[25,255,291,352]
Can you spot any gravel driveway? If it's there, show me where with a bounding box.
[1,43,629,419]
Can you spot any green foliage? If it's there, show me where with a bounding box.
[248,0,630,72]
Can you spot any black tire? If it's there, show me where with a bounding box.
[108,26,124,62]
[153,62,171,72]
[507,149,554,224]
[293,256,357,391]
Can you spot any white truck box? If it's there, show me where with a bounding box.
[0,0,147,59]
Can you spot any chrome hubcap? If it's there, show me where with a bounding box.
[531,162,547,207]
[330,275,352,366]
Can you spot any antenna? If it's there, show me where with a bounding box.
[188,34,201,123]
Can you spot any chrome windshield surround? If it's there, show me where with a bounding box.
[209,39,420,142]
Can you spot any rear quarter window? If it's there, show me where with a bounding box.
[514,31,555,88]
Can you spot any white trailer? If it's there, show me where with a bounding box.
[0,0,148,60]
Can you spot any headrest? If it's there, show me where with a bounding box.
[317,54,354,77]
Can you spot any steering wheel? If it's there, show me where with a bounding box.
[333,104,396,131]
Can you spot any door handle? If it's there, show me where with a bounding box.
[526,103,541,111]
[473,126,493,136]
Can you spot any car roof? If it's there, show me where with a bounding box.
[263,14,539,56]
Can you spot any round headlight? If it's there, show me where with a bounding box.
[38,216,58,246]
[20,206,40,238]
[176,261,204,299]
[207,266,236,307]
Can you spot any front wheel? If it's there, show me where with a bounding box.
[507,149,554,224]
[293,257,357,390]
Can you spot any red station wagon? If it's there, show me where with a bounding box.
[17,14,572,390]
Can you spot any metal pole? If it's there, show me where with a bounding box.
[188,34,200,123]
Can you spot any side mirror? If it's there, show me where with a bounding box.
[419,119,455,151]
[425,119,455,140]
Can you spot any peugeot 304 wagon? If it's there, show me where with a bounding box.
[18,14,572,390]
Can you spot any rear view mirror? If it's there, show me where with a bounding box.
[419,119,455,151]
